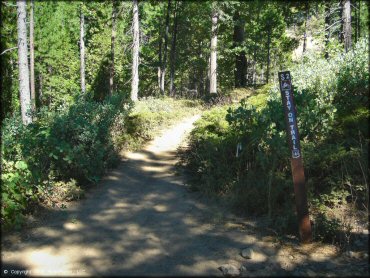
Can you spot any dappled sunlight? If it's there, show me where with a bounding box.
[2,115,368,276]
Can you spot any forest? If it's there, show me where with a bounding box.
[0,1,369,272]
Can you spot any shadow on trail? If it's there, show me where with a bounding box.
[2,143,369,276]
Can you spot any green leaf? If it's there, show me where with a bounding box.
[15,161,28,170]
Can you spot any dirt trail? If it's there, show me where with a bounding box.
[1,115,368,277]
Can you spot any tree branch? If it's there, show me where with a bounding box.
[0,46,18,55]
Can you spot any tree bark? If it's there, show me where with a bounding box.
[266,25,271,84]
[209,7,218,95]
[29,0,36,112]
[110,0,117,95]
[339,1,343,43]
[233,10,246,88]
[160,0,171,95]
[17,0,32,125]
[158,18,162,91]
[302,2,309,54]
[342,0,352,52]
[324,1,331,59]
[353,0,358,43]
[80,7,86,94]
[358,1,361,38]
[131,0,139,101]
[169,0,178,96]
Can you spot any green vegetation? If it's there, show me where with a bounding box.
[1,96,201,229]
[181,38,369,241]
[1,0,369,245]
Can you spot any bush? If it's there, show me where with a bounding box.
[1,95,202,228]
[181,38,369,237]
[1,94,131,228]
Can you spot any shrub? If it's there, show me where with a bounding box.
[181,38,369,237]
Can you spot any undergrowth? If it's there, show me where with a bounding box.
[180,38,369,244]
[1,95,202,229]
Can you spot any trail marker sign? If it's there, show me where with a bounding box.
[278,71,312,244]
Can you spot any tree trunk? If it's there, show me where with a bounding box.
[353,0,358,43]
[233,10,246,88]
[266,25,271,84]
[131,0,139,101]
[160,0,171,95]
[209,7,218,95]
[339,1,343,43]
[169,0,178,96]
[38,73,43,104]
[324,1,330,59]
[358,1,361,38]
[302,2,309,54]
[158,20,162,91]
[342,0,352,52]
[29,0,36,113]
[252,5,261,85]
[17,0,32,125]
[80,8,86,94]
[109,0,117,96]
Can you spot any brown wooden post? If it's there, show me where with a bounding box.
[278,71,312,244]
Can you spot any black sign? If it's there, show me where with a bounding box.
[278,71,312,243]
[278,71,301,159]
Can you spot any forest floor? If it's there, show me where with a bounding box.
[1,115,368,277]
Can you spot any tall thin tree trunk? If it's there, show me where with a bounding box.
[353,0,358,43]
[160,0,171,95]
[169,0,178,96]
[302,2,309,54]
[80,8,86,94]
[38,73,43,104]
[343,0,352,52]
[17,0,32,125]
[131,0,139,101]
[266,25,271,84]
[252,5,261,85]
[209,7,218,95]
[110,0,117,95]
[29,0,36,113]
[339,1,344,43]
[324,1,331,59]
[358,1,361,38]
[158,21,162,91]
[233,10,246,88]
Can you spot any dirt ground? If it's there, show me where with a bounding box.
[1,115,368,277]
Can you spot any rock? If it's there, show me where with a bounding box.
[241,248,254,259]
[289,255,294,260]
[218,264,241,277]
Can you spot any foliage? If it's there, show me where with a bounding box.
[122,97,203,150]
[1,96,201,228]
[181,38,369,239]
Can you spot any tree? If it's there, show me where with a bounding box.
[169,0,179,96]
[16,0,32,125]
[159,0,171,95]
[29,0,36,113]
[110,0,117,95]
[342,0,351,52]
[131,0,139,101]
[324,1,331,59]
[302,2,309,54]
[80,5,86,94]
[209,4,218,95]
[233,10,246,88]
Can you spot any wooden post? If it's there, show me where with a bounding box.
[278,71,312,244]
